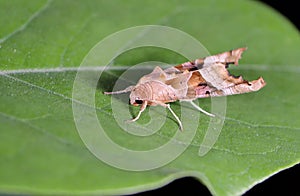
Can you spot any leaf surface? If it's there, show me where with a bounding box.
[0,0,299,195]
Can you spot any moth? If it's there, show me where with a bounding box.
[105,48,266,130]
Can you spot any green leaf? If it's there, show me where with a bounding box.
[0,0,299,196]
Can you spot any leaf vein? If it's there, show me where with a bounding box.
[59,14,96,67]
[225,117,300,131]
[0,0,53,44]
[0,111,73,146]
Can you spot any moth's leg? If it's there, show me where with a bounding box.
[166,104,183,131]
[127,101,148,122]
[104,86,134,95]
[155,102,183,131]
[189,101,215,117]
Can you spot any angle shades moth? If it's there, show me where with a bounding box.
[105,48,266,130]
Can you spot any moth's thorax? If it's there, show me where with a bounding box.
[130,81,178,105]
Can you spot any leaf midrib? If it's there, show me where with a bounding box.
[1,64,300,74]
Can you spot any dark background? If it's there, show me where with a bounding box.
[133,1,299,196]
[262,0,299,30]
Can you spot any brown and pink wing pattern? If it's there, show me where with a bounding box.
[173,47,247,72]
[165,47,266,100]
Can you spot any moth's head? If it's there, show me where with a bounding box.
[129,85,149,106]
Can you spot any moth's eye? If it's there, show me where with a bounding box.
[135,100,143,104]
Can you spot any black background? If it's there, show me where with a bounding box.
[132,1,299,196]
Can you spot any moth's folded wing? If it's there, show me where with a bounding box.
[185,70,217,100]
[165,72,192,99]
[172,47,247,72]
[185,63,266,99]
[137,66,170,84]
[200,47,247,68]
[199,63,245,90]
[208,77,266,97]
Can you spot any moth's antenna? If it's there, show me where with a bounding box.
[104,86,134,95]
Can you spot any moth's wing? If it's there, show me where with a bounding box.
[174,47,247,72]
[165,72,192,99]
[199,47,247,68]
[183,70,214,100]
[206,77,266,97]
[184,62,266,99]
[199,63,245,90]
[137,66,169,84]
[163,66,182,75]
